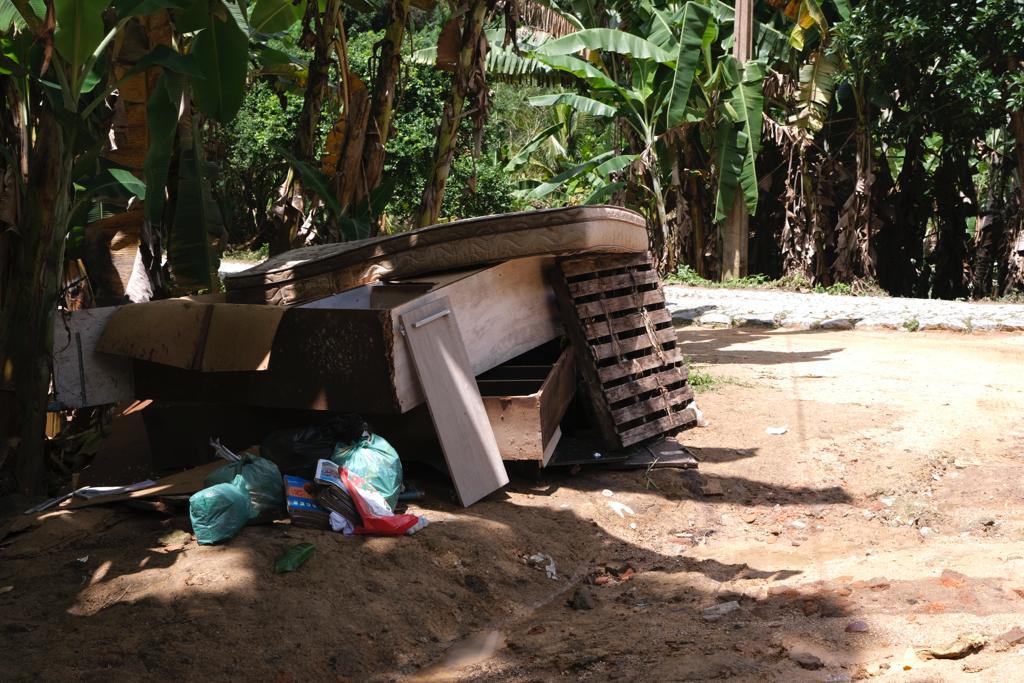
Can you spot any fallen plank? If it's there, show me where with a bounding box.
[401,297,508,506]
[67,461,225,509]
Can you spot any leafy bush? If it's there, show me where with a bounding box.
[211,80,303,244]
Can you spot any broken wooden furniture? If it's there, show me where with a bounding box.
[85,256,561,415]
[478,340,575,467]
[552,252,696,449]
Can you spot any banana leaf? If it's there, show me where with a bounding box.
[664,1,713,130]
[528,93,616,117]
[536,27,674,65]
[714,58,765,222]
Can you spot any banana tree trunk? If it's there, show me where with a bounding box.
[416,0,488,228]
[1,114,73,493]
[268,0,340,255]
[360,0,409,226]
[648,163,674,271]
[971,146,1006,298]
[931,153,969,300]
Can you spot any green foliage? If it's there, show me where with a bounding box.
[667,265,890,297]
[687,365,721,393]
[189,6,249,122]
[714,57,766,221]
[213,80,303,242]
[341,27,520,229]
[223,243,270,261]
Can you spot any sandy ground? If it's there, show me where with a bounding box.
[3,327,1024,681]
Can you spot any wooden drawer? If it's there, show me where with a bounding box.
[477,342,575,465]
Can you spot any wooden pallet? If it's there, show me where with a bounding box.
[552,252,696,448]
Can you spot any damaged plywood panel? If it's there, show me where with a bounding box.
[98,300,285,371]
[125,258,560,415]
[389,256,561,412]
[53,307,134,408]
[401,297,508,506]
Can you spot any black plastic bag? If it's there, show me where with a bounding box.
[259,416,367,479]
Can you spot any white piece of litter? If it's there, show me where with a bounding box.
[766,426,789,435]
[608,501,635,518]
[601,489,614,497]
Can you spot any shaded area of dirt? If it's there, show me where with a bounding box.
[2,327,1024,681]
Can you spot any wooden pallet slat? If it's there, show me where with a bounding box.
[574,289,664,318]
[596,347,684,384]
[559,252,653,278]
[618,407,698,447]
[604,366,689,403]
[590,325,678,361]
[582,308,673,340]
[612,385,694,424]
[568,269,660,297]
[553,251,697,449]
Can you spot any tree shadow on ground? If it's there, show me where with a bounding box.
[2,461,1012,682]
[676,326,844,367]
[0,463,856,683]
[499,459,852,507]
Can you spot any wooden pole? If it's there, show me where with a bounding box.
[721,0,753,280]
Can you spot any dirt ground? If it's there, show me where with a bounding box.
[3,326,1024,682]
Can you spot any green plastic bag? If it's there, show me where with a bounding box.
[206,455,285,518]
[330,433,403,510]
[189,475,253,545]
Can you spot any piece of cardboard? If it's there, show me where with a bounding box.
[53,307,135,408]
[97,300,286,372]
[66,460,225,508]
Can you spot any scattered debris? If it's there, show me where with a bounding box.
[790,520,807,530]
[916,633,987,660]
[790,652,824,670]
[158,529,192,548]
[0,585,13,594]
[526,553,558,580]
[692,403,710,427]
[601,489,615,497]
[607,501,634,518]
[996,626,1024,648]
[189,474,253,545]
[702,600,740,622]
[700,479,724,496]
[274,543,315,574]
[567,586,595,610]
[766,425,789,435]
[845,620,870,633]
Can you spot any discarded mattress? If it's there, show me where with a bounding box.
[223,205,648,305]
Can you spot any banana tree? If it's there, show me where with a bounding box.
[526,5,766,269]
[0,0,252,492]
